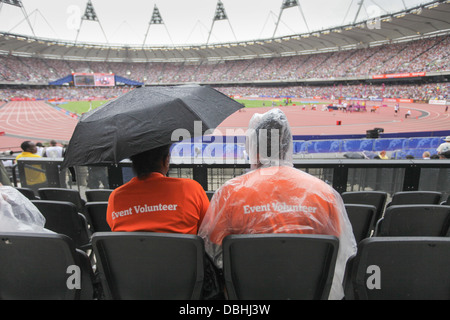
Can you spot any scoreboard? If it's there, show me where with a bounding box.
[73,73,115,86]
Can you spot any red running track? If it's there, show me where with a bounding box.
[0,101,78,151]
[215,100,450,137]
[0,99,449,151]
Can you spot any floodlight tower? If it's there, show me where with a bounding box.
[0,0,36,36]
[206,0,237,44]
[272,0,310,38]
[75,0,109,44]
[142,5,173,47]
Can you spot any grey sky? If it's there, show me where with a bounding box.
[0,0,430,45]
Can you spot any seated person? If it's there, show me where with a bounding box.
[107,144,209,234]
[0,185,52,233]
[15,141,47,191]
[198,108,357,300]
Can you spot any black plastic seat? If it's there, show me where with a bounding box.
[387,191,442,207]
[345,237,450,300]
[341,191,387,230]
[31,200,92,250]
[375,204,450,237]
[345,204,377,242]
[85,189,113,202]
[0,232,96,300]
[222,234,339,300]
[85,201,111,232]
[92,232,205,300]
[15,187,38,200]
[38,187,86,214]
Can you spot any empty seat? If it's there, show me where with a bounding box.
[0,232,96,300]
[341,191,387,229]
[388,191,442,207]
[345,237,450,300]
[15,187,38,200]
[31,200,92,250]
[375,204,450,237]
[85,189,113,202]
[85,202,111,232]
[38,187,86,214]
[92,232,205,300]
[345,204,377,242]
[222,234,339,300]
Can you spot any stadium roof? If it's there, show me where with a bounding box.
[0,0,449,62]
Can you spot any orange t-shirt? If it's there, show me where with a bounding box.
[107,172,209,234]
[199,166,342,246]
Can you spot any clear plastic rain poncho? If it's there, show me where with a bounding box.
[0,186,53,233]
[198,108,357,300]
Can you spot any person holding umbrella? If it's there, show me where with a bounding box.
[106,144,209,234]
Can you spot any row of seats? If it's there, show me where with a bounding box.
[1,231,449,300]
[293,136,447,154]
[170,136,447,158]
[4,187,450,299]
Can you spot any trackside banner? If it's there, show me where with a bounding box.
[372,72,426,79]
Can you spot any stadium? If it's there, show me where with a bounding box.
[0,0,449,303]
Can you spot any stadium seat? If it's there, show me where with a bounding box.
[341,191,387,231]
[387,191,443,207]
[15,187,38,200]
[293,141,307,154]
[374,204,450,237]
[308,140,342,153]
[85,189,113,202]
[345,204,377,242]
[92,232,205,300]
[0,232,96,300]
[342,139,374,153]
[31,200,92,250]
[222,234,339,300]
[38,187,86,214]
[85,202,111,233]
[345,237,450,300]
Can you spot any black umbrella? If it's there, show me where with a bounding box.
[62,85,244,167]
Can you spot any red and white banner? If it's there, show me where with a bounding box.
[372,72,426,79]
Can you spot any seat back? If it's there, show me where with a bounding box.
[388,191,442,207]
[345,204,377,242]
[38,188,86,213]
[222,234,339,300]
[341,191,387,226]
[348,237,450,300]
[0,232,94,300]
[85,189,113,202]
[15,187,38,200]
[31,200,91,248]
[92,232,205,300]
[85,202,111,232]
[376,205,450,237]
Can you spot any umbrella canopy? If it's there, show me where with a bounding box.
[62,85,244,167]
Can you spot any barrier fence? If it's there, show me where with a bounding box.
[8,157,450,201]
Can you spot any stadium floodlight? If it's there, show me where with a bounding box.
[75,0,109,45]
[0,0,22,7]
[0,0,35,36]
[142,5,173,47]
[273,0,310,38]
[206,0,237,44]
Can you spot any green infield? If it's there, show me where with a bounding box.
[55,98,320,115]
[56,100,109,115]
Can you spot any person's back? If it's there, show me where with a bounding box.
[106,144,209,234]
[107,172,208,234]
[198,108,356,300]
[45,140,63,158]
[204,166,341,243]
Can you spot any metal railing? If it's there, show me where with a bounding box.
[8,157,450,201]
